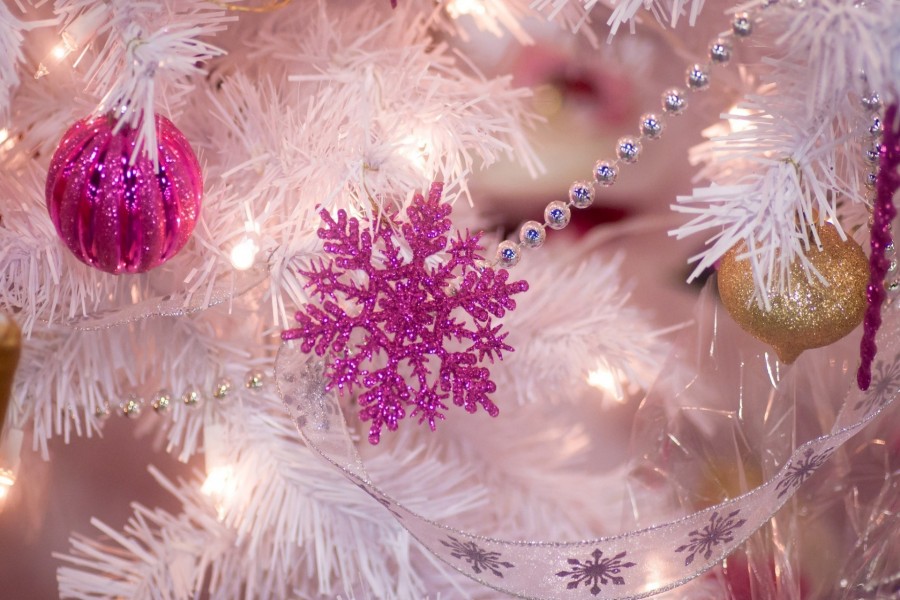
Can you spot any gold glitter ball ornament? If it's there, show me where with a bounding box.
[717,223,869,364]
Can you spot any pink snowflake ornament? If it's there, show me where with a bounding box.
[282,183,528,444]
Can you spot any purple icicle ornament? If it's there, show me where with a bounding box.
[858,103,900,390]
[46,113,203,275]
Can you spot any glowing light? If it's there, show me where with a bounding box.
[201,465,238,519]
[230,234,260,271]
[446,0,487,17]
[0,469,14,507]
[397,133,433,175]
[51,44,71,60]
[0,129,12,155]
[727,106,755,133]
[587,366,624,401]
[640,559,674,593]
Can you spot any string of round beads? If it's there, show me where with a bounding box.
[858,90,897,296]
[862,91,883,191]
[494,10,759,269]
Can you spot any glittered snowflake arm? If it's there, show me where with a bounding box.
[402,183,453,262]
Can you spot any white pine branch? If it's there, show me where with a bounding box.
[56,0,234,162]
[0,3,27,121]
[200,2,542,324]
[56,467,239,600]
[12,302,271,456]
[499,242,674,404]
[770,0,896,114]
[528,0,711,37]
[671,87,862,305]
[58,390,486,597]
[209,390,484,596]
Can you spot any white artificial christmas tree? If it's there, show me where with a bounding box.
[0,0,898,598]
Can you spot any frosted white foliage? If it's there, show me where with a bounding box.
[444,0,536,43]
[278,1,542,197]
[771,0,897,114]
[215,392,484,597]
[431,403,631,541]
[56,468,242,600]
[0,0,542,455]
[0,2,26,120]
[58,393,485,598]
[199,2,542,320]
[55,0,233,162]
[499,241,674,403]
[670,90,861,306]
[9,300,271,457]
[530,0,710,37]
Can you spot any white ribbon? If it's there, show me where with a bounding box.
[275,291,897,599]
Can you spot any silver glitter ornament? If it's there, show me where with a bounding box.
[94,403,110,419]
[639,113,664,139]
[568,181,595,208]
[732,13,752,37]
[544,201,571,230]
[686,64,710,91]
[496,240,521,268]
[594,161,618,186]
[519,221,546,248]
[616,137,642,164]
[662,88,688,115]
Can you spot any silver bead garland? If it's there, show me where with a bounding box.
[493,7,761,268]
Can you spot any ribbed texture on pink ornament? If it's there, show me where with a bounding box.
[45,114,203,274]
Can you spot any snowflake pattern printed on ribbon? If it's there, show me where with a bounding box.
[556,549,636,596]
[440,536,514,578]
[775,446,835,499]
[275,225,900,600]
[674,509,747,566]
[282,183,528,444]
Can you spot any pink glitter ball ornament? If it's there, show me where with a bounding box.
[45,114,203,274]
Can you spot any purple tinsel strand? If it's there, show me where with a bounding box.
[858,103,900,390]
